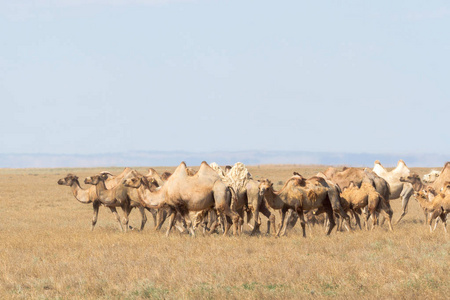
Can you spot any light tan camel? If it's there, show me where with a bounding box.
[57,168,133,231]
[84,170,149,232]
[340,182,393,231]
[259,173,350,237]
[415,188,449,233]
[124,162,240,236]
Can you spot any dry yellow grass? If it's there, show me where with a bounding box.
[0,165,449,299]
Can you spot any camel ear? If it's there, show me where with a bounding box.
[293,172,300,176]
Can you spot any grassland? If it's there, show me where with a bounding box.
[0,165,448,299]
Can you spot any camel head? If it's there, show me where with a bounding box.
[399,173,420,184]
[423,170,440,183]
[258,179,273,196]
[123,176,142,188]
[84,173,109,185]
[415,190,428,202]
[57,174,79,186]
[124,175,159,191]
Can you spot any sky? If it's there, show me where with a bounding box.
[1,1,449,156]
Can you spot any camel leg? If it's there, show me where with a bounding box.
[214,187,239,236]
[91,201,100,231]
[371,211,378,230]
[433,217,440,232]
[165,210,177,237]
[380,209,394,232]
[109,207,124,232]
[182,213,195,237]
[352,211,362,230]
[146,208,157,228]
[121,204,132,232]
[257,201,276,235]
[424,211,429,226]
[245,209,254,230]
[324,206,336,235]
[139,206,147,231]
[249,206,261,236]
[276,207,288,237]
[440,214,448,233]
[379,201,394,231]
[296,209,307,238]
[237,208,245,235]
[395,187,413,224]
[155,208,170,231]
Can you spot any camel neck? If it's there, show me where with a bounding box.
[416,195,432,209]
[264,188,284,209]
[413,181,426,192]
[70,180,91,204]
[141,185,165,209]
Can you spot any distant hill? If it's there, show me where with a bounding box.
[0,151,447,168]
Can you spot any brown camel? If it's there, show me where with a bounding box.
[57,168,134,231]
[259,173,350,237]
[415,187,449,233]
[84,170,149,232]
[124,161,240,236]
[340,182,393,231]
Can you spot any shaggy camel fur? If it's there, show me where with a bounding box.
[57,168,136,231]
[415,188,449,233]
[124,162,240,236]
[84,170,149,232]
[259,173,350,237]
[373,160,414,224]
[340,182,393,231]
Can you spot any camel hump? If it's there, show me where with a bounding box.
[398,159,407,166]
[147,168,157,175]
[374,160,381,165]
[172,161,188,177]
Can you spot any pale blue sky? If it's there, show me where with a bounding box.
[1,1,449,156]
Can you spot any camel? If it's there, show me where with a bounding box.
[259,173,350,237]
[414,188,449,233]
[399,174,446,225]
[123,161,240,236]
[340,182,393,231]
[373,160,414,224]
[57,168,134,231]
[84,170,149,232]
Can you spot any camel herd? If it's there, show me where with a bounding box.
[57,160,450,236]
